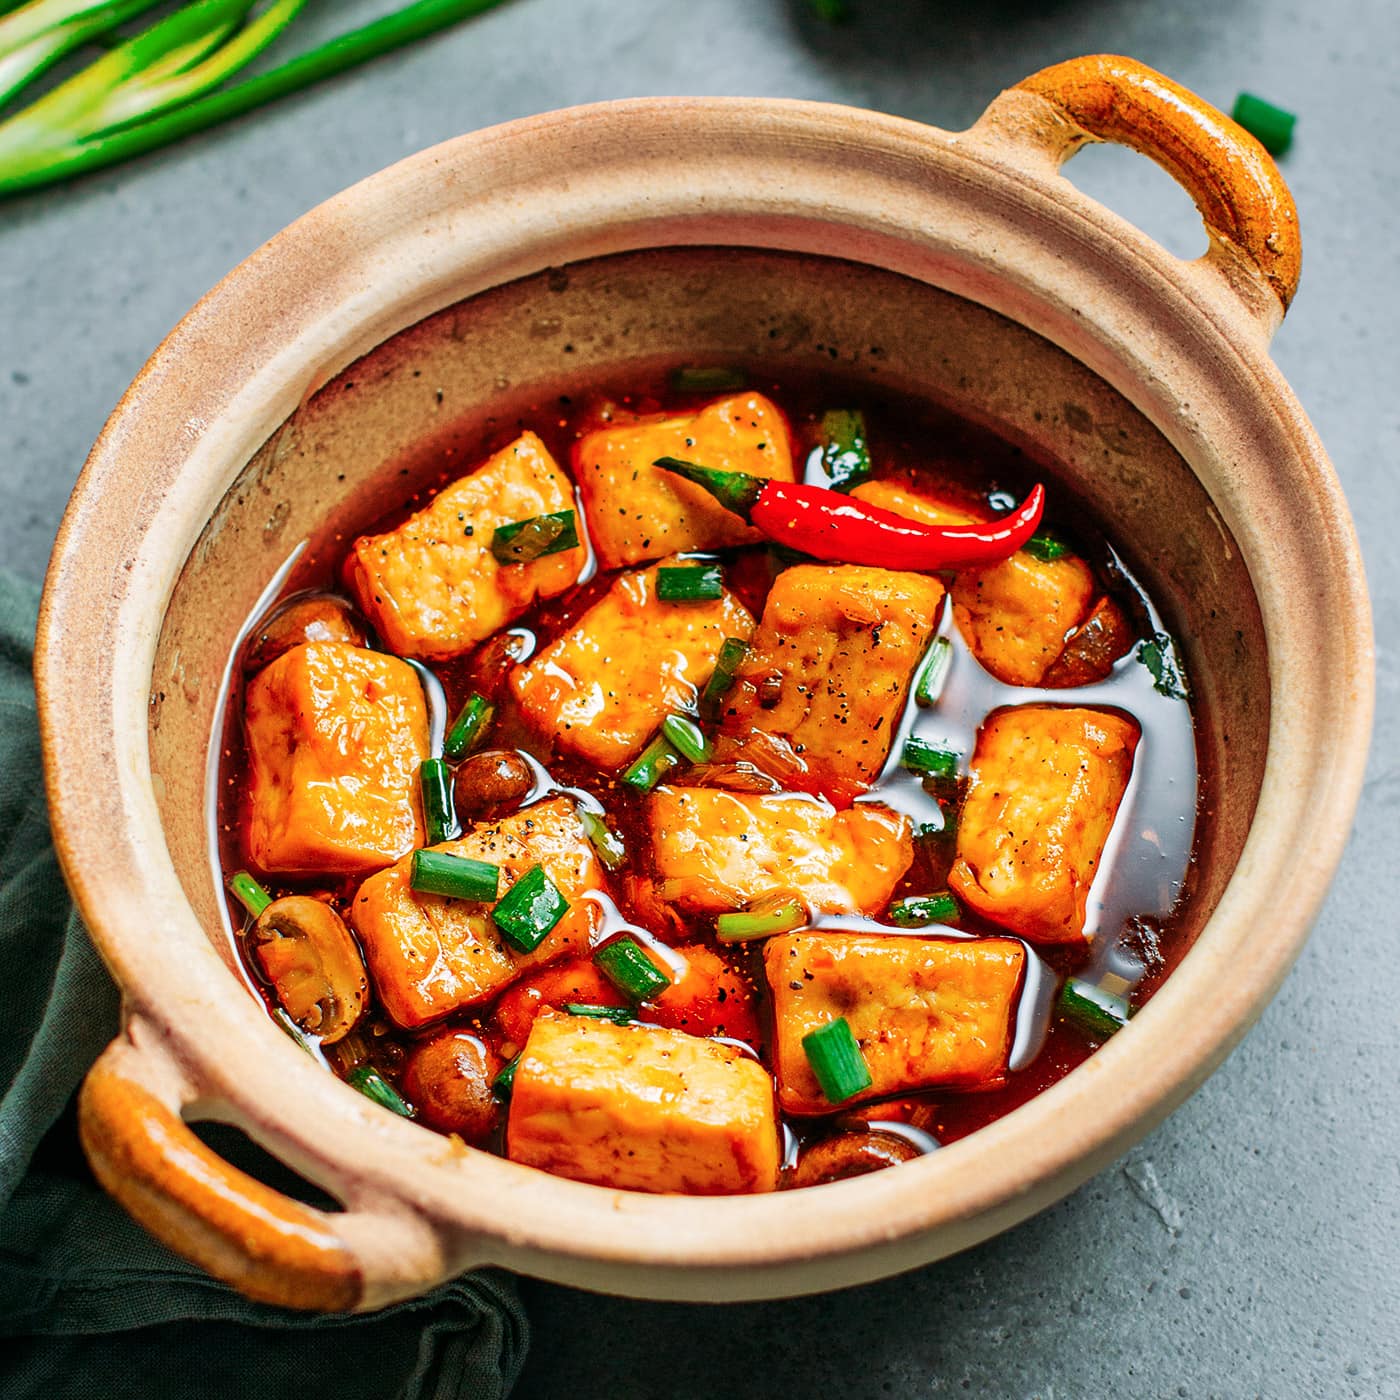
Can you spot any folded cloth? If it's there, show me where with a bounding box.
[0,570,528,1399]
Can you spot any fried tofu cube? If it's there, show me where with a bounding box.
[716,564,945,803]
[348,431,585,660]
[242,642,427,876]
[510,563,754,770]
[644,787,912,917]
[853,481,1095,686]
[764,932,1025,1114]
[349,797,605,1028]
[949,706,1140,944]
[507,1012,781,1194]
[573,392,794,570]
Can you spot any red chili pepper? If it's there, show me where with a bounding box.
[654,458,1045,570]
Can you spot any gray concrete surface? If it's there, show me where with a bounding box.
[3,1,1396,1395]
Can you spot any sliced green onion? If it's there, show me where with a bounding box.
[347,1065,412,1117]
[492,864,569,954]
[700,636,749,718]
[1023,532,1071,563]
[887,892,959,928]
[1137,632,1190,700]
[669,366,746,393]
[915,810,957,843]
[410,849,500,902]
[802,1017,873,1105]
[819,408,872,490]
[1059,978,1132,1040]
[1231,92,1296,157]
[419,758,457,845]
[901,737,959,779]
[914,637,953,708]
[716,894,808,943]
[622,734,685,792]
[656,563,723,602]
[564,1003,636,1024]
[227,869,273,919]
[491,1053,520,1098]
[490,509,579,565]
[595,936,671,1002]
[661,713,712,764]
[443,692,493,761]
[579,808,626,871]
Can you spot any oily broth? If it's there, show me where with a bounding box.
[213,368,1201,1173]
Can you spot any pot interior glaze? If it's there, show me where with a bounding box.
[151,245,1264,1006]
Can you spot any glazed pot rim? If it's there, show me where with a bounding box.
[37,89,1373,1302]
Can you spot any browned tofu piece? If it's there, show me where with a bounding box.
[242,642,427,877]
[949,706,1140,944]
[852,481,1096,686]
[715,564,944,804]
[765,932,1025,1114]
[510,563,754,770]
[507,1012,781,1194]
[574,393,794,569]
[644,786,912,917]
[349,797,605,1028]
[348,431,585,660]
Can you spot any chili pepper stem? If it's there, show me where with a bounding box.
[653,457,765,520]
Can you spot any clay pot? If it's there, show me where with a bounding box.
[37,56,1371,1311]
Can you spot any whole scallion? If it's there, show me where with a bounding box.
[0,0,513,199]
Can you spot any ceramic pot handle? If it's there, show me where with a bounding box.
[79,1026,455,1311]
[986,54,1301,316]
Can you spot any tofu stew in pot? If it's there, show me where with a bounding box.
[220,369,1198,1195]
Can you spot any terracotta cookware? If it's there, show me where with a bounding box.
[37,56,1372,1310]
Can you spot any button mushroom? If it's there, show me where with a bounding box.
[452,749,535,821]
[400,1031,501,1143]
[787,1130,921,1189]
[249,896,368,1044]
[243,594,367,673]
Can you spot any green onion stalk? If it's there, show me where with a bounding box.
[0,0,511,198]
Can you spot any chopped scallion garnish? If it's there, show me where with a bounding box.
[669,366,746,393]
[661,713,712,764]
[656,563,723,602]
[347,1065,413,1117]
[595,937,671,1002]
[901,737,959,779]
[227,869,273,920]
[1059,978,1132,1040]
[443,692,493,761]
[1023,532,1071,562]
[716,894,808,943]
[802,1017,873,1104]
[564,1003,636,1023]
[819,408,872,490]
[1231,92,1296,156]
[410,849,500,902]
[579,808,626,870]
[700,636,749,718]
[887,892,959,928]
[490,509,579,565]
[492,864,569,953]
[622,734,685,792]
[419,758,457,845]
[1137,632,1190,700]
[914,637,953,708]
[492,1054,520,1098]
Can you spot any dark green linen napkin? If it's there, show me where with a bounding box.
[0,569,528,1399]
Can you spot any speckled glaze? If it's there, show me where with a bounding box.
[38,57,1371,1311]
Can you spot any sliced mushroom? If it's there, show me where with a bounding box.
[243,595,366,672]
[1041,595,1135,688]
[400,1031,500,1142]
[452,749,535,821]
[250,895,368,1044]
[787,1131,921,1189]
